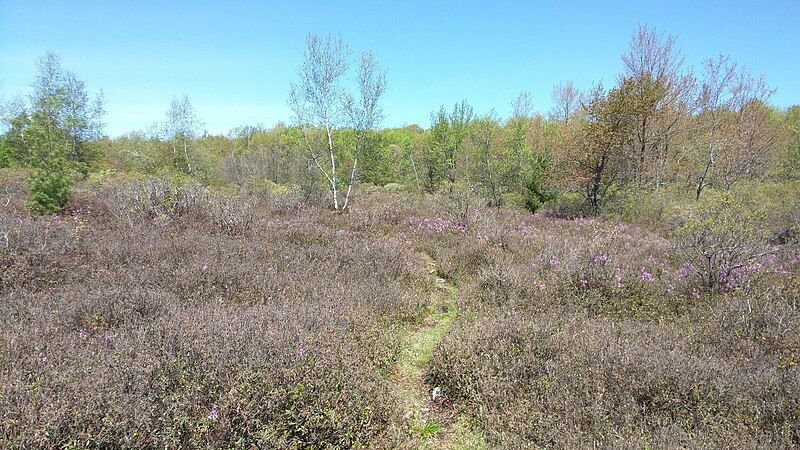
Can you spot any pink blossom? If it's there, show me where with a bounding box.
[640,268,655,282]
[615,268,625,289]
[298,347,307,356]
[538,283,546,290]
[746,262,763,272]
[201,264,209,272]
[549,256,559,266]
[78,329,88,340]
[209,407,219,421]
[579,278,588,287]
[594,254,609,263]
[678,264,695,277]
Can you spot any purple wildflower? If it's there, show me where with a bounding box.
[678,264,695,278]
[640,268,655,282]
[209,407,219,421]
[746,262,763,272]
[615,268,624,289]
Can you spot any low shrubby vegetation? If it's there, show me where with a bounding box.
[428,202,799,447]
[0,176,438,447]
[2,170,797,448]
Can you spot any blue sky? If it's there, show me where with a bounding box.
[1,0,798,136]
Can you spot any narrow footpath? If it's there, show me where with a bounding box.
[392,255,487,449]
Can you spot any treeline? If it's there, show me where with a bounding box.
[2,25,799,215]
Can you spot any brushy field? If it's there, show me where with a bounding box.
[1,172,799,448]
[0,173,440,448]
[429,210,800,448]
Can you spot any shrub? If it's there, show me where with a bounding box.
[426,202,799,447]
[0,179,433,448]
[431,311,800,448]
[669,188,797,292]
[26,166,72,214]
[0,140,11,168]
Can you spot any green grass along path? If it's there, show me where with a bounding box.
[392,255,487,449]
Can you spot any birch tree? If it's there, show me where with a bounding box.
[343,53,387,210]
[165,94,202,174]
[289,33,386,212]
[3,53,104,212]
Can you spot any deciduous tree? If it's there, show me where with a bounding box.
[289,34,386,211]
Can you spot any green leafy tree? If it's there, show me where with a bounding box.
[469,113,502,205]
[504,91,534,190]
[523,151,556,212]
[423,101,472,192]
[164,94,203,174]
[26,159,71,213]
[777,105,800,180]
[0,136,11,168]
[380,125,426,190]
[570,82,636,213]
[3,53,104,213]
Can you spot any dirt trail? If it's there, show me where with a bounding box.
[392,255,487,449]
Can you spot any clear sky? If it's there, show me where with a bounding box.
[1,0,798,137]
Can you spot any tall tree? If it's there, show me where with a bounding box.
[505,91,533,191]
[164,94,203,174]
[619,25,695,187]
[3,53,104,212]
[571,82,636,212]
[469,112,502,206]
[689,55,775,199]
[289,33,386,211]
[342,53,387,210]
[423,100,473,192]
[549,82,581,124]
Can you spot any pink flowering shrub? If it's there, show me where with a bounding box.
[0,180,434,448]
[2,173,797,448]
[408,216,466,234]
[428,199,799,447]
